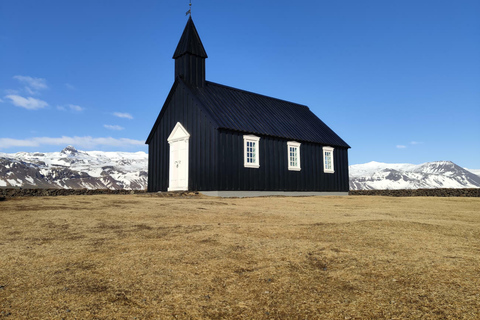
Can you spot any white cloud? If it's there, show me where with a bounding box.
[25,86,36,95]
[13,75,48,93]
[396,145,407,149]
[113,112,133,119]
[65,83,75,90]
[68,104,84,112]
[0,98,3,103]
[0,136,144,150]
[0,138,39,148]
[57,104,85,112]
[104,124,125,131]
[5,95,48,110]
[410,141,423,145]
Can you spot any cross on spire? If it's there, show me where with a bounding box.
[186,1,192,16]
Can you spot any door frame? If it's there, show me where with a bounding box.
[167,122,190,191]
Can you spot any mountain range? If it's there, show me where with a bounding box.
[0,146,147,190]
[349,161,480,190]
[0,146,479,190]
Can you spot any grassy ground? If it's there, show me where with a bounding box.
[0,194,479,319]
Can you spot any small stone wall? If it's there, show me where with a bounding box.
[0,188,146,198]
[1,188,479,199]
[349,188,480,197]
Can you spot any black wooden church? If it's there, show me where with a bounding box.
[146,17,350,195]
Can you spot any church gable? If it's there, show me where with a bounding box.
[146,78,218,145]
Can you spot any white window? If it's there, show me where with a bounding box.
[287,141,301,171]
[243,135,260,168]
[323,146,334,173]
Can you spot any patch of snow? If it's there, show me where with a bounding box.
[349,161,417,178]
[6,179,22,187]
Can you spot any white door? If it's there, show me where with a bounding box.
[168,123,190,191]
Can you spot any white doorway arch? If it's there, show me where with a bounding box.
[167,122,190,191]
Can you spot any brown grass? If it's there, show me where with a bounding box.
[0,194,479,319]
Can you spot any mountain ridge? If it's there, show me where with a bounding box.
[349,160,480,190]
[0,146,147,190]
[1,146,479,190]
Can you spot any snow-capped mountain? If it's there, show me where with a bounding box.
[1,147,479,191]
[0,146,147,190]
[349,161,480,190]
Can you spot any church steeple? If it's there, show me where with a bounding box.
[173,16,208,87]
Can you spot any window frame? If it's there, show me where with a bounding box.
[287,141,301,171]
[323,146,334,173]
[243,135,260,168]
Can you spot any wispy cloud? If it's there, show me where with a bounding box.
[0,98,4,103]
[57,104,85,112]
[396,145,407,149]
[68,104,84,112]
[25,86,36,95]
[5,95,48,110]
[104,124,125,131]
[65,83,76,90]
[13,75,48,94]
[113,112,133,120]
[410,141,423,145]
[0,136,144,149]
[4,89,19,95]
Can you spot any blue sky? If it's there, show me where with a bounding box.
[1,0,479,168]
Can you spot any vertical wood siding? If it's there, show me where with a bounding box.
[148,85,349,192]
[216,130,349,192]
[175,55,206,88]
[147,83,216,192]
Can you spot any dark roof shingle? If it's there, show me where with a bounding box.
[187,80,350,148]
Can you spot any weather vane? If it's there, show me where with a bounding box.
[186,1,192,16]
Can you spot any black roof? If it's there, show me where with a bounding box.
[146,77,350,148]
[173,16,207,59]
[189,81,350,148]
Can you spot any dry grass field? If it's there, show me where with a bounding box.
[0,194,479,319]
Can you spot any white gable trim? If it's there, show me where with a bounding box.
[168,122,190,143]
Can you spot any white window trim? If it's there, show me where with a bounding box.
[323,146,334,174]
[287,141,301,171]
[243,135,260,168]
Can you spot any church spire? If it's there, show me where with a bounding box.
[173,16,207,87]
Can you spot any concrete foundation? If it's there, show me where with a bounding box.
[200,191,349,198]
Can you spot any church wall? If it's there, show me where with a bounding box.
[147,82,217,192]
[216,130,350,192]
